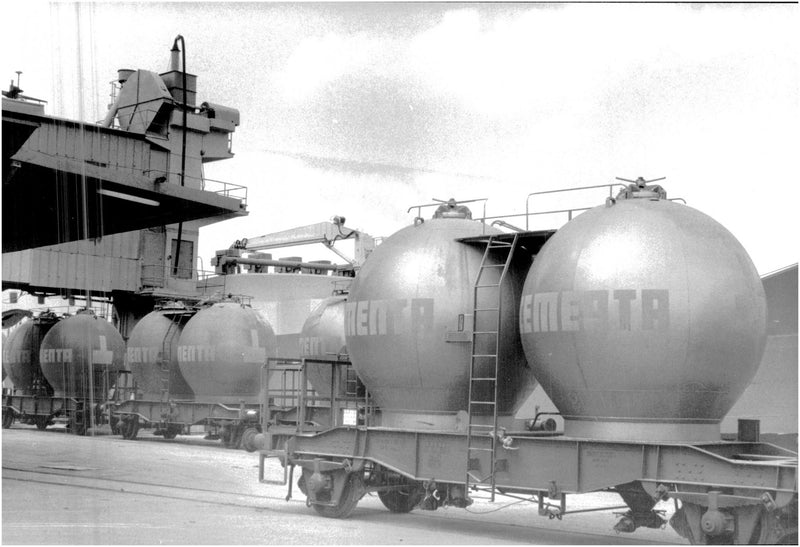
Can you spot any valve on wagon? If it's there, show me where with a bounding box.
[614,175,667,200]
[419,481,472,510]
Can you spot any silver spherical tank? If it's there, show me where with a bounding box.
[39,311,127,399]
[519,183,767,441]
[346,204,535,421]
[299,295,348,399]
[177,302,277,404]
[126,309,194,400]
[2,313,59,395]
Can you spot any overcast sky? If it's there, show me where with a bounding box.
[2,1,798,275]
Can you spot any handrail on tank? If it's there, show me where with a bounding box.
[472,212,529,230]
[525,183,625,229]
[407,198,488,225]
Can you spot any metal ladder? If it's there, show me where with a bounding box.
[159,317,181,404]
[465,233,518,501]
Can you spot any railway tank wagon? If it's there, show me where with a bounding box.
[1,312,59,429]
[256,188,797,544]
[39,310,127,399]
[177,300,277,404]
[2,312,58,396]
[174,300,277,448]
[38,310,126,434]
[518,180,767,442]
[126,307,195,401]
[344,200,536,429]
[114,305,196,440]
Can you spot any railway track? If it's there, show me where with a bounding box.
[2,447,683,545]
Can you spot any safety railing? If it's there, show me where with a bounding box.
[200,176,248,205]
[524,183,625,229]
[261,357,374,434]
[405,187,622,235]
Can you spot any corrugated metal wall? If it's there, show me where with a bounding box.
[1,114,175,295]
[2,231,142,293]
[27,120,160,175]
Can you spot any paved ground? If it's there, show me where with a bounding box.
[2,424,685,544]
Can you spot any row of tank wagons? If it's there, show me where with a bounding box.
[2,310,126,402]
[1,297,345,422]
[1,303,271,407]
[4,183,769,444]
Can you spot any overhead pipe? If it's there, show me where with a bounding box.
[172,35,188,276]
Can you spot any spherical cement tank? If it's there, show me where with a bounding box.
[2,313,59,395]
[299,295,348,399]
[126,309,194,400]
[519,184,766,441]
[177,302,276,404]
[346,204,536,420]
[39,311,127,399]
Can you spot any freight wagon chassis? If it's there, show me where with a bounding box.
[2,393,108,435]
[111,399,263,449]
[259,426,798,544]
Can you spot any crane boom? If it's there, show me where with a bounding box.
[230,220,376,267]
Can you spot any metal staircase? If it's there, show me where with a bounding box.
[465,233,519,501]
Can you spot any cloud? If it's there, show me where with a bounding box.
[276,31,393,103]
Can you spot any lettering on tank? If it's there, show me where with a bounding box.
[92,336,114,365]
[6,349,31,364]
[126,346,162,363]
[177,345,217,362]
[520,290,669,333]
[344,299,434,337]
[39,348,74,363]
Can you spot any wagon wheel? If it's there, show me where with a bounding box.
[240,427,259,452]
[221,424,244,449]
[220,424,234,448]
[312,472,364,519]
[751,503,798,545]
[378,484,425,513]
[121,416,140,440]
[678,502,798,545]
[162,425,180,440]
[35,415,50,430]
[2,410,13,429]
[70,412,87,436]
